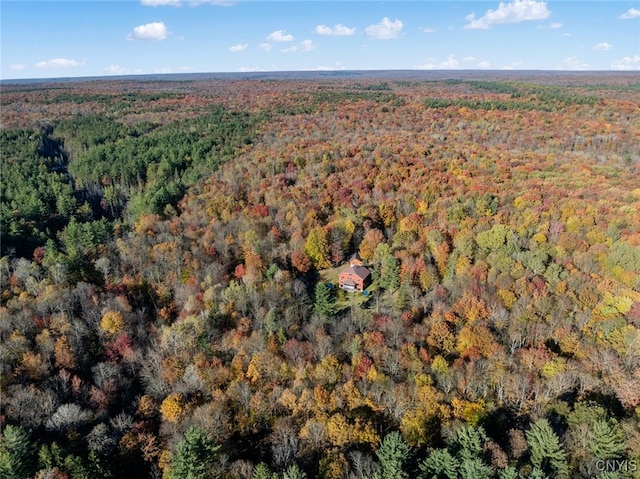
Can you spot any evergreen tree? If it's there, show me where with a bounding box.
[63,454,92,479]
[0,425,37,479]
[497,466,520,479]
[371,243,389,282]
[450,425,487,462]
[459,457,492,479]
[419,426,496,479]
[528,468,550,479]
[380,254,400,291]
[392,276,410,311]
[38,442,64,471]
[253,462,276,479]
[165,426,220,479]
[418,448,458,479]
[283,464,307,479]
[588,418,626,460]
[374,431,411,479]
[314,282,335,318]
[565,401,625,472]
[526,419,569,479]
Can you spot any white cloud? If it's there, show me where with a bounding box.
[229,43,248,52]
[127,21,168,41]
[299,40,316,51]
[420,27,436,33]
[267,30,294,42]
[35,58,85,69]
[502,61,524,70]
[538,21,563,29]
[105,65,128,75]
[416,54,459,69]
[593,42,611,51]
[365,17,403,39]
[611,55,640,70]
[315,23,356,36]
[239,66,266,72]
[141,0,181,6]
[620,8,640,19]
[560,56,588,70]
[463,56,476,62]
[9,64,26,71]
[259,43,272,52]
[477,61,491,69]
[465,0,551,29]
[313,63,346,71]
[441,54,459,68]
[190,0,236,5]
[280,39,315,53]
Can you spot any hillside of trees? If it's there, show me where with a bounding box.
[1,73,640,478]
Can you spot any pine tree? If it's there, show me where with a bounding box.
[380,254,400,291]
[38,442,64,471]
[252,462,276,479]
[588,418,626,460]
[497,466,521,479]
[565,400,627,472]
[314,282,335,318]
[526,419,569,479]
[283,464,307,479]
[528,468,549,479]
[419,426,494,479]
[392,276,409,311]
[418,448,458,479]
[0,425,37,479]
[374,431,411,479]
[165,426,220,479]
[63,454,92,479]
[451,425,487,462]
[458,457,492,479]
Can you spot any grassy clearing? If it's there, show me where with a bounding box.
[318,265,381,312]
[318,265,343,286]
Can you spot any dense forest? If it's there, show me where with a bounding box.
[1,73,640,479]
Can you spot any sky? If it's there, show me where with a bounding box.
[1,0,639,80]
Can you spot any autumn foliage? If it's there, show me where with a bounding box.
[1,73,640,478]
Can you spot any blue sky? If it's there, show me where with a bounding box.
[1,1,639,79]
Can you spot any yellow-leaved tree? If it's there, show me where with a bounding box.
[304,226,331,269]
[100,310,124,336]
[160,393,186,423]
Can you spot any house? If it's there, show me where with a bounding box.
[347,253,363,267]
[338,256,371,292]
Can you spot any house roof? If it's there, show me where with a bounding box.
[339,265,371,280]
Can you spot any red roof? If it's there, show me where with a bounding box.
[340,265,371,280]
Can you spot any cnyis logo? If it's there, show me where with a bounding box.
[595,460,638,472]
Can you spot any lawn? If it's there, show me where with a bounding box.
[318,264,378,312]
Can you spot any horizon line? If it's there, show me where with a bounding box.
[2,68,639,85]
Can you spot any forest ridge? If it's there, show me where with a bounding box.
[1,73,640,479]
